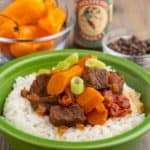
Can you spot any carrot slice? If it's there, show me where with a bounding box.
[77,87,104,113]
[77,87,108,125]
[87,103,108,125]
[47,65,83,95]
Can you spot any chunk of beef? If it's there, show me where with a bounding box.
[21,88,59,105]
[108,72,124,94]
[83,69,109,90]
[59,88,75,106]
[30,74,50,97]
[21,74,60,116]
[65,88,75,102]
[103,90,114,101]
[49,104,86,127]
[31,102,51,116]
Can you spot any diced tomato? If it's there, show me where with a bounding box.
[104,94,131,117]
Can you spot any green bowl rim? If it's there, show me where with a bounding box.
[0,49,150,149]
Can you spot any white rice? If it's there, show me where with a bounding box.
[3,74,145,141]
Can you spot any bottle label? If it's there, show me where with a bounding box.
[77,0,109,41]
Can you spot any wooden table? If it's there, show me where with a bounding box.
[113,0,150,32]
[0,0,150,149]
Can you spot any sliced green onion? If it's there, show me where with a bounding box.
[85,58,106,69]
[54,53,79,71]
[37,69,51,75]
[55,61,71,71]
[52,67,56,71]
[65,53,79,65]
[70,76,84,95]
[91,55,97,59]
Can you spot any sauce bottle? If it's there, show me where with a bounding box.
[74,0,113,49]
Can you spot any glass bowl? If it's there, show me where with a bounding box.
[0,0,75,65]
[102,29,150,70]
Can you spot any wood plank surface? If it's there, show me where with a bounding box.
[0,0,150,149]
[113,0,150,31]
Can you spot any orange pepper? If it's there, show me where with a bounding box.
[8,25,55,57]
[38,7,66,34]
[37,41,55,51]
[35,26,49,37]
[34,26,55,50]
[10,43,39,57]
[18,25,50,38]
[2,0,45,25]
[0,20,19,38]
[44,0,56,10]
[0,43,11,56]
[16,25,37,40]
[0,15,9,24]
[16,25,50,39]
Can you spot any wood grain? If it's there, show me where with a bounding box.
[0,0,150,149]
[113,0,150,32]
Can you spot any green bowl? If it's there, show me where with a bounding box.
[0,50,150,150]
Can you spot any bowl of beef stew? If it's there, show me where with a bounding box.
[0,50,149,150]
